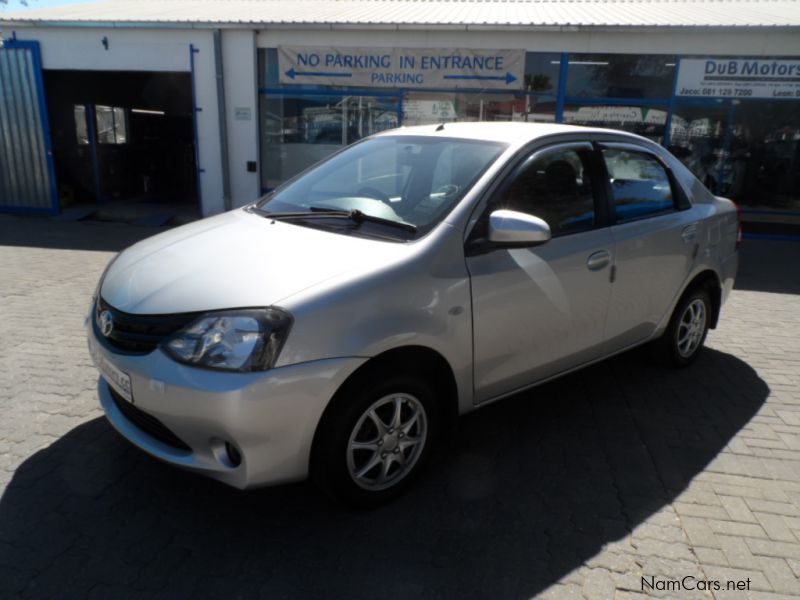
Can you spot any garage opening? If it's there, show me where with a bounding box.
[44,70,199,223]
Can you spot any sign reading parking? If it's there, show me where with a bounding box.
[676,58,800,99]
[278,46,525,89]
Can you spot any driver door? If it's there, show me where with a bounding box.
[467,142,614,403]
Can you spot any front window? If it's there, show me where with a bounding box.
[495,147,597,236]
[257,135,507,237]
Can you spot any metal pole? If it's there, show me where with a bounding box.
[214,30,232,211]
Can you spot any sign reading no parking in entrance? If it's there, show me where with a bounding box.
[278,46,526,89]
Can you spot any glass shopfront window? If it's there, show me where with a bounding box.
[524,53,561,94]
[668,104,730,192]
[729,102,800,212]
[564,104,668,142]
[402,91,555,126]
[256,47,800,229]
[260,94,399,189]
[257,49,560,190]
[566,54,676,99]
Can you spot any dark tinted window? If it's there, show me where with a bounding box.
[602,148,674,221]
[495,148,596,236]
[524,53,561,93]
[566,54,676,99]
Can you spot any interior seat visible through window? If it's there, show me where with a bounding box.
[496,147,597,236]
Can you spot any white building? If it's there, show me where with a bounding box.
[1,0,799,234]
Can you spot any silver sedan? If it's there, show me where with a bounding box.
[87,123,739,506]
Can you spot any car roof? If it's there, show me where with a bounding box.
[375,121,643,145]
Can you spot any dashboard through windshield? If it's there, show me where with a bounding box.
[257,135,507,238]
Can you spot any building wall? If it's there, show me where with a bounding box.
[221,29,260,208]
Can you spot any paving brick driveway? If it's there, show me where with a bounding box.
[1,215,799,599]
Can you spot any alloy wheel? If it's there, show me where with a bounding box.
[676,298,707,358]
[346,393,428,491]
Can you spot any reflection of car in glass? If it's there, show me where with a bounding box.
[87,123,740,506]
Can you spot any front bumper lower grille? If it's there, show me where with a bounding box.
[94,297,197,354]
[109,387,191,452]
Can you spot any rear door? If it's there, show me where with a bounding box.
[467,142,614,404]
[599,143,699,351]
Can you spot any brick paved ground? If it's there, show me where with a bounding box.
[0,214,798,599]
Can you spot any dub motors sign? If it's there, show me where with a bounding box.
[676,58,800,99]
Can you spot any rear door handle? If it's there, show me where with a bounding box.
[681,223,698,243]
[587,250,611,271]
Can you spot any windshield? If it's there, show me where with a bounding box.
[257,135,507,237]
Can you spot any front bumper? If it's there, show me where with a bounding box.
[88,324,366,489]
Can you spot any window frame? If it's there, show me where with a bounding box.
[596,141,690,225]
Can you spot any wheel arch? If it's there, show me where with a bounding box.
[309,345,459,466]
[680,269,723,329]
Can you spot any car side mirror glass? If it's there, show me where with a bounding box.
[488,209,551,246]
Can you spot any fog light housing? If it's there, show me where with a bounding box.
[225,442,242,467]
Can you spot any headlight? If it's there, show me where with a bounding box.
[162,308,293,372]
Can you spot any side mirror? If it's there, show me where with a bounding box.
[488,209,551,246]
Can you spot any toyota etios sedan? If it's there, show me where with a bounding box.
[88,123,739,505]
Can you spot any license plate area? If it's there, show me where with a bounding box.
[90,339,133,403]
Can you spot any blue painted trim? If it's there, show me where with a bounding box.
[189,44,203,209]
[85,104,104,203]
[258,86,555,99]
[0,204,58,216]
[2,39,60,215]
[671,97,731,107]
[555,53,568,123]
[741,208,800,217]
[742,233,800,242]
[563,96,672,107]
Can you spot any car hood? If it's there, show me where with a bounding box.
[100,209,412,314]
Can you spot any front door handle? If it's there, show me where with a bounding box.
[587,250,611,271]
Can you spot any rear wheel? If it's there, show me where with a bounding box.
[652,287,711,367]
[311,373,438,507]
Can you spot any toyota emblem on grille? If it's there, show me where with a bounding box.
[98,310,114,337]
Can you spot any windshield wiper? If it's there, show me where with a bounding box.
[262,207,418,234]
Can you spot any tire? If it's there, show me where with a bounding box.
[310,372,439,508]
[651,286,712,368]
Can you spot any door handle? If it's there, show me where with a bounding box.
[681,223,698,243]
[586,250,611,271]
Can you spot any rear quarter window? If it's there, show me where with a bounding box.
[602,148,675,221]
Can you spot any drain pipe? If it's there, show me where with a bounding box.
[213,29,232,211]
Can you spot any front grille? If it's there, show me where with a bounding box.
[109,387,192,452]
[95,297,197,354]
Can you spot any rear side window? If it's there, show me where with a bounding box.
[495,148,597,236]
[602,148,674,221]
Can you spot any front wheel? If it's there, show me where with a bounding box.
[311,374,438,507]
[652,287,711,367]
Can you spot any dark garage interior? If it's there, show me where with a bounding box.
[44,70,198,222]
